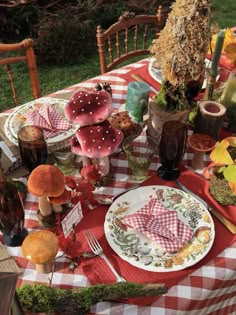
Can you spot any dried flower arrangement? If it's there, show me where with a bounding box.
[149,0,211,110]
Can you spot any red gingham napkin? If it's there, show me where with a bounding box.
[123,198,194,253]
[26,104,71,138]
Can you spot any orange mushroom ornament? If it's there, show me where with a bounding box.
[27,165,69,225]
[22,230,59,273]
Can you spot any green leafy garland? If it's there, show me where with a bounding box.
[17,282,168,315]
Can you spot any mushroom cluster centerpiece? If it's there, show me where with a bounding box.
[65,90,123,186]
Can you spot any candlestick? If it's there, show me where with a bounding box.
[204,74,217,100]
[210,30,225,77]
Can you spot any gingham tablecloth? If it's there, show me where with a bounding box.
[2,59,236,314]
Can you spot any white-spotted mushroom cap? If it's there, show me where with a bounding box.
[64,90,113,126]
[71,120,123,158]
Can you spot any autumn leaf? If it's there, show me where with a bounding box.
[210,138,234,165]
[226,136,236,147]
[223,165,236,184]
[81,164,101,181]
[209,28,236,53]
[228,181,236,195]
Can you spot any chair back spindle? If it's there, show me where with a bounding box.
[0,38,41,106]
[96,4,171,74]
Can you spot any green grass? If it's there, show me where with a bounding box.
[0,57,101,111]
[1,0,235,111]
[211,0,236,28]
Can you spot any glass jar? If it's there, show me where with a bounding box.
[219,70,236,132]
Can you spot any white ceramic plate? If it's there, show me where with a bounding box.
[104,185,215,272]
[6,97,76,145]
[148,58,219,89]
[4,111,18,146]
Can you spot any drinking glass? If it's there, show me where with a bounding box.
[52,146,77,175]
[123,135,157,180]
[219,69,236,132]
[157,121,187,181]
[0,180,28,246]
[18,125,48,172]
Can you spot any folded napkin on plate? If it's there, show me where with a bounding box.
[123,198,194,253]
[26,104,71,138]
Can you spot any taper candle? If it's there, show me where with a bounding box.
[209,30,225,77]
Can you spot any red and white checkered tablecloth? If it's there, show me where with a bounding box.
[2,59,236,314]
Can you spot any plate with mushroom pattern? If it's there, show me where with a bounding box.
[104,185,215,272]
[6,97,76,146]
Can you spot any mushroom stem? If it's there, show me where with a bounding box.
[82,155,92,166]
[52,204,63,213]
[191,151,205,170]
[93,156,110,176]
[36,262,53,274]
[38,196,53,216]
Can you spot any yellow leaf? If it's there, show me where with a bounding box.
[224,42,236,65]
[226,136,236,147]
[210,139,234,164]
[209,28,236,53]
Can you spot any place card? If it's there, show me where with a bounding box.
[61,202,83,238]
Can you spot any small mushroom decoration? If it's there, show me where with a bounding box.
[65,90,123,186]
[22,230,59,273]
[27,165,70,226]
[188,133,216,170]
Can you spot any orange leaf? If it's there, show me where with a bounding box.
[229,181,236,195]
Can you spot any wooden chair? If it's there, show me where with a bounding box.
[96,3,172,74]
[0,38,41,106]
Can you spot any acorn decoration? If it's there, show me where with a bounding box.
[94,82,112,96]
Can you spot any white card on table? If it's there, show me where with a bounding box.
[61,202,83,238]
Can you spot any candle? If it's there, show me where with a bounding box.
[125,81,150,122]
[210,30,225,77]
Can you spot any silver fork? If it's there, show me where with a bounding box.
[84,230,126,283]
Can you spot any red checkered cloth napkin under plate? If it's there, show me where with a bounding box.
[26,104,71,138]
[123,198,194,253]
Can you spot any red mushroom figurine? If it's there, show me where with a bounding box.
[71,120,123,185]
[65,90,123,186]
[64,90,113,126]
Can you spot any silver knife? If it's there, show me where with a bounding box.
[175,180,236,234]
